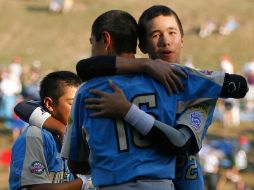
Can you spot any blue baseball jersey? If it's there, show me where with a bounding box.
[174,154,204,190]
[61,65,225,187]
[9,125,74,190]
[174,70,220,190]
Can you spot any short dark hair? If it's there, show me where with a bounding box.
[91,10,138,54]
[138,5,184,49]
[39,71,81,104]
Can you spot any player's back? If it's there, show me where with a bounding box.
[77,74,178,186]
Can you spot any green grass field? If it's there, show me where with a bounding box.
[0,0,254,73]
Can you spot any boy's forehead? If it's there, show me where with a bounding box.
[146,15,179,32]
[64,85,78,91]
[61,85,78,96]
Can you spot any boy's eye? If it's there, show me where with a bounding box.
[152,33,160,38]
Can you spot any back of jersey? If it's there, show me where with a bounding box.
[78,74,177,186]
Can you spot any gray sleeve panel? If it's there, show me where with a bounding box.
[153,120,192,148]
[176,101,216,150]
[21,126,51,187]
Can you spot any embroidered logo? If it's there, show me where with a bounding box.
[30,161,45,175]
[190,112,202,130]
[199,70,213,75]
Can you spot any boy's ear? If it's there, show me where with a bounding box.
[102,31,112,53]
[43,97,54,113]
[181,37,184,48]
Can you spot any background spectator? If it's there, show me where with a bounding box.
[199,20,217,38]
[48,0,62,13]
[62,0,74,13]
[219,16,238,36]
[200,139,225,190]
[21,60,41,101]
[0,57,24,141]
[243,57,254,112]
[219,55,240,127]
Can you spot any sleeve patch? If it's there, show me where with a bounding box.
[190,112,202,130]
[199,70,213,75]
[30,161,45,175]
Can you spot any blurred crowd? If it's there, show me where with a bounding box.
[0,56,41,141]
[199,15,239,38]
[200,136,250,190]
[48,0,74,13]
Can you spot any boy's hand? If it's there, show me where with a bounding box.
[146,59,187,95]
[85,80,131,118]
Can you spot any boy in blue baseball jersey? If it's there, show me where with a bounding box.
[9,71,90,190]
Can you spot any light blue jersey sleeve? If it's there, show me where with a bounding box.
[9,126,72,190]
[174,65,223,160]
[175,65,224,109]
[172,66,222,190]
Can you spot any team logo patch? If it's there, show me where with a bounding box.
[190,112,202,130]
[30,161,45,175]
[199,70,213,75]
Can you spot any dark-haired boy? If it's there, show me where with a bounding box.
[9,71,90,190]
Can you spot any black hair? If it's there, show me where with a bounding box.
[91,10,138,54]
[138,5,184,50]
[39,71,81,104]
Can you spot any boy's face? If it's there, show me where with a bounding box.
[51,86,77,125]
[143,15,184,64]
